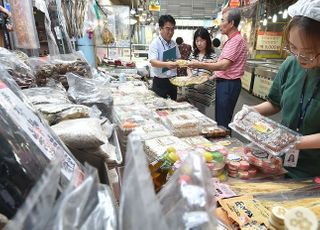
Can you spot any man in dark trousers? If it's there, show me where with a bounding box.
[148,15,181,100]
[188,8,247,128]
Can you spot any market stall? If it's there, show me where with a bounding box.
[0,0,320,229]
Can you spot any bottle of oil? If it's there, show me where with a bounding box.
[149,147,179,192]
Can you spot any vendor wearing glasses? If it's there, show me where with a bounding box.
[148,15,181,100]
[247,0,320,178]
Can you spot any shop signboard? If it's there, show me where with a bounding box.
[149,0,160,11]
[256,31,283,51]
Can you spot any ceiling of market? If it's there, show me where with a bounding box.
[110,0,224,19]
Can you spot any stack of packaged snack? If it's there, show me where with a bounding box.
[162,111,200,137]
[144,136,191,163]
[230,107,300,156]
[244,144,284,175]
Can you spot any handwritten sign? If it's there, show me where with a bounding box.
[256,31,283,51]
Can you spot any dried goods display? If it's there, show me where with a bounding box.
[32,58,92,88]
[0,48,36,89]
[34,103,91,125]
[230,108,300,156]
[135,122,171,141]
[228,180,313,196]
[51,118,108,149]
[163,112,200,137]
[219,195,270,229]
[23,87,71,105]
[170,74,209,87]
[61,0,87,38]
[175,59,190,67]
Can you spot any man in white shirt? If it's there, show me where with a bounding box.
[148,15,181,100]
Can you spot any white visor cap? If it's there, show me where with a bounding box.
[288,0,320,22]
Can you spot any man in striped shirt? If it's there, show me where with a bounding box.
[188,8,247,128]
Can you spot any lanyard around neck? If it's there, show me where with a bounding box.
[296,72,320,132]
[159,36,171,50]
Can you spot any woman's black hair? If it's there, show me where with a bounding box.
[192,27,213,57]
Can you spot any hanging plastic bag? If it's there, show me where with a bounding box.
[47,0,73,54]
[80,185,117,230]
[101,23,115,45]
[45,164,99,230]
[5,160,62,230]
[119,130,168,230]
[67,73,113,119]
[0,69,85,218]
[157,152,217,230]
[34,0,60,55]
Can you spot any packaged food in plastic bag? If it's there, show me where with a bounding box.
[0,48,36,89]
[67,73,113,119]
[218,195,270,229]
[30,53,92,88]
[34,103,91,125]
[157,152,217,230]
[80,185,117,230]
[162,111,200,137]
[51,118,108,149]
[144,135,191,163]
[119,131,169,230]
[230,105,301,156]
[44,164,104,230]
[23,86,71,105]
[34,0,60,55]
[243,143,285,175]
[135,121,171,141]
[120,131,217,230]
[5,161,62,230]
[0,70,85,218]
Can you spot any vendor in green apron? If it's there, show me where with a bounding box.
[245,0,320,178]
